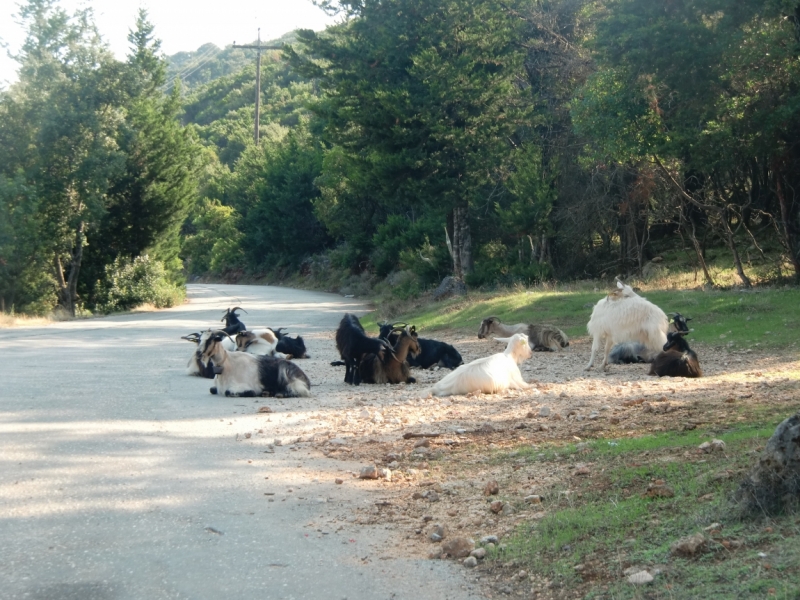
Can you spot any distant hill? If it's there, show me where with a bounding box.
[164,31,301,93]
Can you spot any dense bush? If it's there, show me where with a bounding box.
[94,255,184,313]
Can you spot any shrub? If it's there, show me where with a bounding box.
[95,255,185,313]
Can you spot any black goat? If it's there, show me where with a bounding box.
[221,307,247,335]
[649,331,702,378]
[359,326,421,384]
[609,312,692,364]
[270,327,310,358]
[335,314,394,385]
[378,322,464,370]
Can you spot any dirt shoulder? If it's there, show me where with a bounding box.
[274,329,799,597]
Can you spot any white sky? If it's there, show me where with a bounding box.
[0,0,339,87]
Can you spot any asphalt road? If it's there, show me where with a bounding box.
[0,284,483,600]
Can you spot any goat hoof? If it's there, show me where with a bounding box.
[210,387,217,395]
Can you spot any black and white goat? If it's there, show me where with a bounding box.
[378,322,463,370]
[477,317,569,352]
[360,326,421,384]
[608,312,693,364]
[649,331,702,378]
[199,330,311,397]
[334,313,394,385]
[221,307,247,335]
[183,330,236,378]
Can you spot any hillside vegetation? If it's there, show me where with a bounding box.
[1,0,799,318]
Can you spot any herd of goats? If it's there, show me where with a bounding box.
[181,280,702,399]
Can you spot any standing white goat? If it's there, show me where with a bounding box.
[585,281,668,371]
[430,333,534,397]
[235,329,289,359]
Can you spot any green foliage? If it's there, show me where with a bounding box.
[94,255,184,313]
[181,199,244,274]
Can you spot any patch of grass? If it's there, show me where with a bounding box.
[385,285,800,350]
[494,423,800,598]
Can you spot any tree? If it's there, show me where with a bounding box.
[289,0,531,280]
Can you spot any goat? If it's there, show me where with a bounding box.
[585,280,668,371]
[335,313,394,385]
[360,326,421,384]
[649,331,702,378]
[271,328,310,359]
[221,307,247,335]
[608,311,693,364]
[235,329,289,359]
[478,316,569,352]
[430,333,533,397]
[199,330,311,397]
[183,331,235,378]
[378,322,463,370]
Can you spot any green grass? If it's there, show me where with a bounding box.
[490,423,800,599]
[371,285,800,350]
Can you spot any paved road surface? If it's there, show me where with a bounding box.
[0,284,483,600]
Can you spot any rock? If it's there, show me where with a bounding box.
[489,501,504,514]
[642,483,675,498]
[431,524,446,540]
[424,490,440,502]
[257,406,273,413]
[442,537,474,558]
[539,406,551,417]
[470,547,487,559]
[335,478,343,484]
[380,468,392,481]
[483,480,500,496]
[670,533,707,557]
[414,438,430,448]
[480,535,499,545]
[478,423,496,434]
[736,412,800,514]
[524,495,542,504]
[501,503,515,516]
[359,465,380,479]
[428,549,443,559]
[430,533,443,542]
[627,570,654,585]
[463,556,478,568]
[432,276,467,301]
[329,438,349,446]
[699,439,726,453]
[573,466,591,476]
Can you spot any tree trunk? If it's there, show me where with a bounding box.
[775,166,800,282]
[450,204,472,279]
[54,221,86,317]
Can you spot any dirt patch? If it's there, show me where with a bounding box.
[247,329,799,597]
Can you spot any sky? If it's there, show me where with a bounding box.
[0,0,339,86]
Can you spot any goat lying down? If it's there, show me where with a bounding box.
[235,329,289,359]
[271,328,310,359]
[360,326,421,384]
[608,312,692,364]
[199,330,311,397]
[183,331,236,378]
[378,322,463,370]
[430,333,533,397]
[585,280,668,371]
[478,317,568,352]
[649,331,702,378]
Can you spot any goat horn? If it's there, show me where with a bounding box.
[230,306,247,314]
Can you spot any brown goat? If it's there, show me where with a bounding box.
[649,332,702,378]
[359,326,421,384]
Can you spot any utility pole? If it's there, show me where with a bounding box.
[233,29,282,145]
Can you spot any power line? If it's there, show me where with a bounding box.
[161,44,223,91]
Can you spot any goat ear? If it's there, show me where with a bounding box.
[616,280,624,289]
[685,317,693,322]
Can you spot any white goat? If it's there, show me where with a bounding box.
[430,333,533,397]
[585,281,668,371]
[199,331,311,397]
[235,329,289,359]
